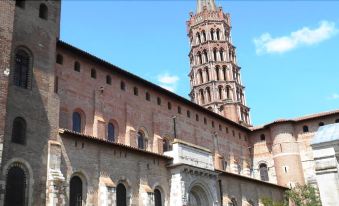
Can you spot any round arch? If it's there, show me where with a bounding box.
[188,181,214,206]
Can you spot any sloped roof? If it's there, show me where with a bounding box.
[251,109,339,131]
[311,123,339,145]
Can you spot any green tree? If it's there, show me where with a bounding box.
[285,184,321,206]
[260,184,321,206]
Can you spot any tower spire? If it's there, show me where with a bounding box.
[196,0,217,13]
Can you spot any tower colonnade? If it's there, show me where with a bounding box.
[187,1,250,125]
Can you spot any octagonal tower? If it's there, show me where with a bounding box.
[187,0,250,125]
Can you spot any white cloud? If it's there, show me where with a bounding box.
[157,73,179,92]
[329,93,339,100]
[254,21,338,55]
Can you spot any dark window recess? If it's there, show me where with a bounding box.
[91,69,96,79]
[260,134,265,141]
[212,121,214,128]
[204,118,207,125]
[106,75,112,85]
[14,50,30,89]
[39,4,48,20]
[15,0,25,8]
[4,166,26,206]
[302,125,309,133]
[196,114,199,121]
[178,106,181,114]
[336,119,339,123]
[146,92,150,101]
[137,131,145,150]
[259,163,269,182]
[116,183,127,206]
[108,123,115,142]
[11,117,27,145]
[157,97,161,105]
[168,102,172,110]
[74,61,80,72]
[72,112,82,133]
[187,110,191,118]
[219,124,222,131]
[56,54,63,64]
[120,81,126,91]
[133,87,138,96]
[319,122,324,126]
[154,189,162,206]
[69,176,83,206]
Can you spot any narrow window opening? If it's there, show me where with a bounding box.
[196,114,199,121]
[302,125,309,133]
[11,117,26,145]
[146,92,150,101]
[56,54,63,64]
[39,4,48,20]
[319,122,324,126]
[14,49,30,89]
[336,119,339,123]
[168,102,172,110]
[157,97,161,105]
[260,134,265,141]
[134,87,138,96]
[74,61,80,72]
[187,110,191,118]
[120,81,126,91]
[106,75,112,85]
[91,68,96,79]
[15,0,25,9]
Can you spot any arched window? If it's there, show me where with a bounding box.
[56,54,63,64]
[319,122,324,126]
[216,29,220,40]
[196,32,201,44]
[15,0,25,8]
[4,166,26,206]
[220,49,224,61]
[218,86,223,99]
[108,123,115,142]
[205,68,210,81]
[154,189,162,206]
[70,176,83,206]
[90,68,96,79]
[106,75,112,85]
[203,50,208,63]
[116,183,127,206]
[226,86,230,99]
[213,49,217,61]
[336,119,339,123]
[202,30,206,42]
[39,4,48,20]
[206,87,211,102]
[14,49,30,89]
[163,138,172,152]
[120,81,126,91]
[137,131,145,150]
[11,117,26,145]
[199,89,204,104]
[197,52,202,65]
[210,29,214,40]
[303,125,309,133]
[198,69,203,83]
[146,92,150,101]
[259,163,269,181]
[216,66,220,80]
[72,112,82,133]
[74,61,80,72]
[222,67,227,80]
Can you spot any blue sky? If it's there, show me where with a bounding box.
[60,1,339,126]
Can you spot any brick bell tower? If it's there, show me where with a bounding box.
[187,0,251,125]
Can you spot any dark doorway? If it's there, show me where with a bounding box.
[70,176,83,206]
[154,189,162,206]
[116,183,127,206]
[4,166,26,206]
